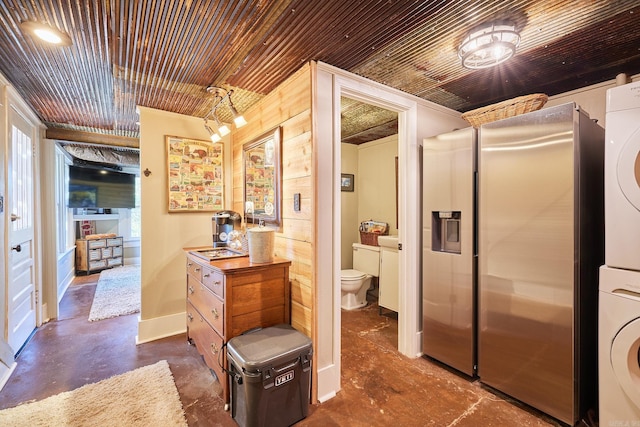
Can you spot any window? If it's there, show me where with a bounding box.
[55,145,74,253]
[131,176,141,238]
[119,175,141,241]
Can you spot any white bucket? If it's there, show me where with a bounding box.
[246,227,275,263]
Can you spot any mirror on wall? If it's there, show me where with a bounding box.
[243,126,282,228]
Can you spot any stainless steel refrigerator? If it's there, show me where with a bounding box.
[478,103,603,425]
[422,127,477,377]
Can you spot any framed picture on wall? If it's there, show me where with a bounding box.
[166,135,224,212]
[341,173,354,192]
[243,126,283,227]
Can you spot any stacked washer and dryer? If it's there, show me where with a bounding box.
[599,80,640,423]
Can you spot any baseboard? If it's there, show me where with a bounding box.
[57,268,75,304]
[316,363,339,403]
[136,312,186,344]
[415,330,424,358]
[124,256,141,265]
[41,303,49,323]
[0,362,17,392]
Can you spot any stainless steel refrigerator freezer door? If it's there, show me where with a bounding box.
[422,127,476,377]
[478,104,577,424]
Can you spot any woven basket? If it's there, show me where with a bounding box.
[360,230,388,246]
[461,93,548,127]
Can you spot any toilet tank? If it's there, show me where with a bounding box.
[352,243,380,276]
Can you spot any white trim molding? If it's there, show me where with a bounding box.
[314,61,467,401]
[136,312,186,345]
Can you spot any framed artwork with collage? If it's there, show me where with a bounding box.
[166,135,224,212]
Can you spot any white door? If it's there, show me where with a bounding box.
[6,106,37,353]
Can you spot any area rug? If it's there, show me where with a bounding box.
[88,264,140,322]
[0,360,187,426]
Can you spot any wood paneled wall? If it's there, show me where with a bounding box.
[232,64,314,338]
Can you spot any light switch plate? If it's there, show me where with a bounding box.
[293,193,301,212]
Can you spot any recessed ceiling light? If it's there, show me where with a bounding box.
[20,21,72,46]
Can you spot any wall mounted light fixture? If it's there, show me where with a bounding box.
[204,121,221,143]
[458,22,520,69]
[204,86,247,143]
[20,21,72,46]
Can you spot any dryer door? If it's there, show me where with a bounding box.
[617,127,640,212]
[611,316,640,410]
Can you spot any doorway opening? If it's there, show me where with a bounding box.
[339,96,399,344]
[290,63,424,402]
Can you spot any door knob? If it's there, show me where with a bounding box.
[10,213,20,222]
[11,244,21,252]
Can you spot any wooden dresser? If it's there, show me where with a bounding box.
[76,236,123,273]
[184,248,291,404]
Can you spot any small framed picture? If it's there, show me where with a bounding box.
[341,173,354,192]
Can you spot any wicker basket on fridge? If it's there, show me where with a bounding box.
[461,93,548,128]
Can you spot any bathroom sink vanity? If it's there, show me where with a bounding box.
[378,236,399,313]
[183,247,291,405]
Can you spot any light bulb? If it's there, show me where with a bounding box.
[34,28,62,44]
[229,101,247,128]
[234,115,247,128]
[213,113,230,136]
[218,123,231,136]
[20,21,72,46]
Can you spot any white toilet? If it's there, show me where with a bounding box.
[341,243,380,310]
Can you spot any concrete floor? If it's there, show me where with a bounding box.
[0,273,564,426]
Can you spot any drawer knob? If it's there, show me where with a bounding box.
[188,286,194,294]
[187,313,193,322]
[211,343,219,354]
[212,308,219,319]
[203,273,210,278]
[214,280,221,287]
[187,262,192,267]
[195,267,201,272]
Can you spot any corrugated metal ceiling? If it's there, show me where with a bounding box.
[0,0,638,145]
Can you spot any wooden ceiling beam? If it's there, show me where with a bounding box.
[45,128,139,149]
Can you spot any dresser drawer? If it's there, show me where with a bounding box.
[101,247,112,258]
[186,258,203,282]
[202,267,225,298]
[108,257,123,267]
[88,248,102,261]
[187,303,225,383]
[88,239,107,249]
[107,237,123,247]
[89,259,107,270]
[188,282,224,336]
[112,246,123,257]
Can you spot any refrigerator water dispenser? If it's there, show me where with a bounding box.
[432,211,461,254]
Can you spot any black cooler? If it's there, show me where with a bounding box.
[227,324,313,427]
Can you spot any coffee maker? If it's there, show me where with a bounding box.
[212,210,242,247]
